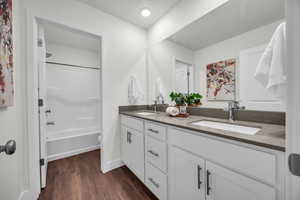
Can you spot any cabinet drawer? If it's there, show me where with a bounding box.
[145,122,167,141]
[120,115,143,132]
[146,136,167,173]
[169,128,276,185]
[145,162,167,200]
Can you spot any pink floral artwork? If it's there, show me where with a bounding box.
[0,0,13,107]
[206,59,236,101]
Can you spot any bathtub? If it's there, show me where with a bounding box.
[47,127,101,162]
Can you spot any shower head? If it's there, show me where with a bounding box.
[46,52,52,58]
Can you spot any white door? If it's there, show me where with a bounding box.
[239,45,285,111]
[286,1,300,199]
[0,0,21,198]
[205,161,275,200]
[175,60,194,94]
[169,146,205,200]
[37,27,48,188]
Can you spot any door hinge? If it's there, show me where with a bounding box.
[38,99,44,107]
[40,158,45,166]
[38,39,43,47]
[289,153,300,177]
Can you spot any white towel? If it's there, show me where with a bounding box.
[254,22,286,99]
[128,75,144,104]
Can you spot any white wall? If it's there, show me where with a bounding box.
[194,20,283,109]
[148,39,194,104]
[17,0,147,197]
[148,0,229,44]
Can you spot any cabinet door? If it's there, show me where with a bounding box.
[121,126,130,166]
[127,127,145,182]
[206,161,275,200]
[169,146,205,200]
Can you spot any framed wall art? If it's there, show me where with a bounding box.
[0,0,13,107]
[206,58,236,101]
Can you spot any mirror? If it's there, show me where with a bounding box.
[148,0,285,112]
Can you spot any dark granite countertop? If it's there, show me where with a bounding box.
[120,110,285,152]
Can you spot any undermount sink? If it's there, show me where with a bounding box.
[136,111,156,116]
[191,120,261,135]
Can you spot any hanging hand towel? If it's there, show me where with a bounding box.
[254,22,286,99]
[128,75,144,105]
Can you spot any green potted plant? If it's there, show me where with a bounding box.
[186,93,203,107]
[170,92,185,106]
[169,92,187,114]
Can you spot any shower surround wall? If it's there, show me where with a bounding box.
[46,43,101,161]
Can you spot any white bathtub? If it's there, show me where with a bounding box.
[47,127,101,162]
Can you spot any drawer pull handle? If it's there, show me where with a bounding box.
[207,170,211,196]
[197,165,202,189]
[148,150,159,157]
[127,131,132,144]
[46,121,55,126]
[148,177,159,188]
[148,128,159,134]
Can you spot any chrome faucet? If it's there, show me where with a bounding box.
[153,94,165,113]
[156,93,165,104]
[225,101,245,122]
[153,100,158,113]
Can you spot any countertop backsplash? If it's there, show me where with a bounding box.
[119,105,285,125]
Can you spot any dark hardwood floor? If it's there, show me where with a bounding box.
[39,150,158,200]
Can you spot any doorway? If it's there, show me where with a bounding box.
[36,20,102,188]
[174,59,194,94]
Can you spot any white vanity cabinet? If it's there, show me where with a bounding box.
[120,114,285,200]
[168,128,284,200]
[169,144,275,200]
[120,116,144,182]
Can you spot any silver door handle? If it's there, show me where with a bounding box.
[0,140,16,155]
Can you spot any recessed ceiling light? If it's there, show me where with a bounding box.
[141,8,151,17]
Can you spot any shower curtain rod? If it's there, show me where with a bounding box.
[46,61,100,70]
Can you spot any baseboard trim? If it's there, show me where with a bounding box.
[18,190,32,200]
[102,159,124,173]
[47,145,100,162]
